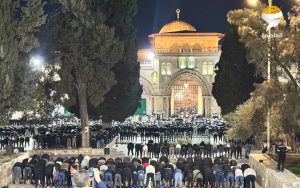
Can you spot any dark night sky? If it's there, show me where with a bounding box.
[134,0,294,48]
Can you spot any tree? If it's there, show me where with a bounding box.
[224,81,279,143]
[61,0,142,127]
[224,3,300,148]
[212,24,263,115]
[227,3,299,90]
[56,0,123,147]
[97,0,142,125]
[0,0,45,125]
[24,65,60,120]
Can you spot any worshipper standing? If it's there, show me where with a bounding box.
[276,141,288,172]
[244,143,252,158]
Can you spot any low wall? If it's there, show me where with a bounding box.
[0,153,29,187]
[106,136,118,148]
[0,136,119,187]
[250,153,300,188]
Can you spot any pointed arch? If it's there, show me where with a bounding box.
[181,43,192,53]
[192,43,202,52]
[169,43,180,53]
[165,69,211,96]
[139,76,154,95]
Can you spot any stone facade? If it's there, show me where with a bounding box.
[138,11,223,118]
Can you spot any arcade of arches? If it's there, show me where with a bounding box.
[136,10,223,118]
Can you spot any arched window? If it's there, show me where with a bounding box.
[181,44,191,53]
[192,44,202,53]
[178,57,186,69]
[161,63,166,75]
[166,63,172,75]
[203,62,214,75]
[151,71,158,84]
[187,57,195,69]
[170,44,180,53]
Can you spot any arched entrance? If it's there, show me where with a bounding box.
[138,77,154,116]
[135,89,147,115]
[170,77,203,116]
[165,70,211,117]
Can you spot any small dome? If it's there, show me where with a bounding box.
[262,5,282,14]
[159,20,197,33]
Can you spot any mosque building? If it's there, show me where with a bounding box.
[136,9,224,118]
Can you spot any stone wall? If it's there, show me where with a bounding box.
[250,153,300,188]
[0,153,29,187]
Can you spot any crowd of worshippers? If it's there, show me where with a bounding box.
[11,153,256,188]
[0,125,32,150]
[126,140,252,159]
[0,124,116,150]
[116,117,228,143]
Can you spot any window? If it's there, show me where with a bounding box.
[178,57,186,69]
[166,63,172,75]
[151,71,158,84]
[161,63,166,75]
[187,57,195,69]
[181,44,191,53]
[170,44,180,53]
[203,62,214,75]
[193,44,202,53]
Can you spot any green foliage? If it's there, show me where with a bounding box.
[64,0,142,123]
[212,24,263,115]
[224,3,300,148]
[98,0,142,122]
[225,81,300,147]
[49,0,124,146]
[23,65,60,120]
[227,4,299,89]
[0,0,45,125]
[57,0,123,107]
[224,94,266,141]
[0,1,18,123]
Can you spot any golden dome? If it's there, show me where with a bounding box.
[159,20,197,33]
[262,5,282,14]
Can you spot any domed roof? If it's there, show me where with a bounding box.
[159,9,197,34]
[159,20,197,33]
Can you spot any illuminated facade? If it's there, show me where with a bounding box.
[137,10,223,118]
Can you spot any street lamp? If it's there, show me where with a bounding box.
[261,0,283,153]
[147,52,154,60]
[248,0,282,152]
[267,0,272,154]
[30,55,44,71]
[247,0,259,7]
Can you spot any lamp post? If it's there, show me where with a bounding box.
[247,0,259,7]
[249,0,282,152]
[263,0,283,153]
[30,55,44,71]
[266,0,272,153]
